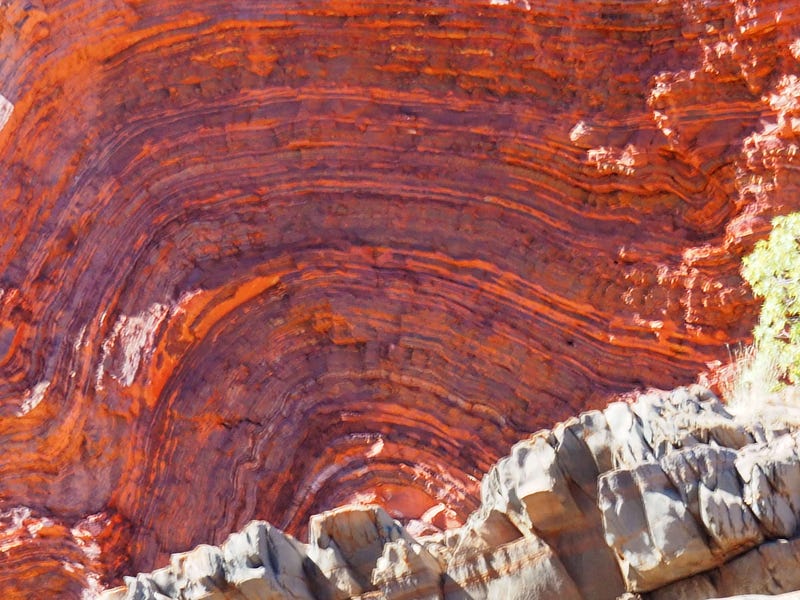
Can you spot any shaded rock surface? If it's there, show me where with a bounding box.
[4,0,800,596]
[104,387,800,599]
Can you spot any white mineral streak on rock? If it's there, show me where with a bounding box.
[95,303,169,389]
[0,94,13,133]
[489,0,530,9]
[586,145,642,176]
[94,291,203,389]
[170,289,202,317]
[366,436,385,458]
[305,462,343,497]
[74,324,87,352]
[569,120,591,145]
[17,380,50,416]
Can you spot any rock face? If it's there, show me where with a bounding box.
[103,386,800,599]
[3,0,800,597]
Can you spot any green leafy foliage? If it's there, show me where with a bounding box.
[742,212,800,385]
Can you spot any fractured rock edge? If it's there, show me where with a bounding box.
[103,386,800,599]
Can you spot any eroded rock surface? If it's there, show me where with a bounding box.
[3,0,800,596]
[104,387,800,599]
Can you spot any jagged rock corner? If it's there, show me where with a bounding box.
[103,386,800,599]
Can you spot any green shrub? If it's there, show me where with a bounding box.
[741,212,800,385]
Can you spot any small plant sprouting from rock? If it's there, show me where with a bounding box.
[742,213,800,383]
[723,213,800,409]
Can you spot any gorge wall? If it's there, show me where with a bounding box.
[1,0,800,597]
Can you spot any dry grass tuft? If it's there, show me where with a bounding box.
[720,343,800,424]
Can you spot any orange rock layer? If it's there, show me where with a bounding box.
[0,0,799,596]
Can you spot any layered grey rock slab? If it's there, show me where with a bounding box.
[103,386,800,599]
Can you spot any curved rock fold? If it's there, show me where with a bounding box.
[4,0,800,596]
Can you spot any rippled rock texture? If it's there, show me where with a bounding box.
[104,387,800,599]
[2,0,800,596]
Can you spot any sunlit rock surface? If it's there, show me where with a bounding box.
[104,387,800,599]
[2,0,800,596]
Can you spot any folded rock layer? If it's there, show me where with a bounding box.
[2,0,800,596]
[104,386,800,599]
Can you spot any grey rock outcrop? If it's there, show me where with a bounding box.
[102,386,800,599]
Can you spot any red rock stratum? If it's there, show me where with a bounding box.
[1,0,799,596]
